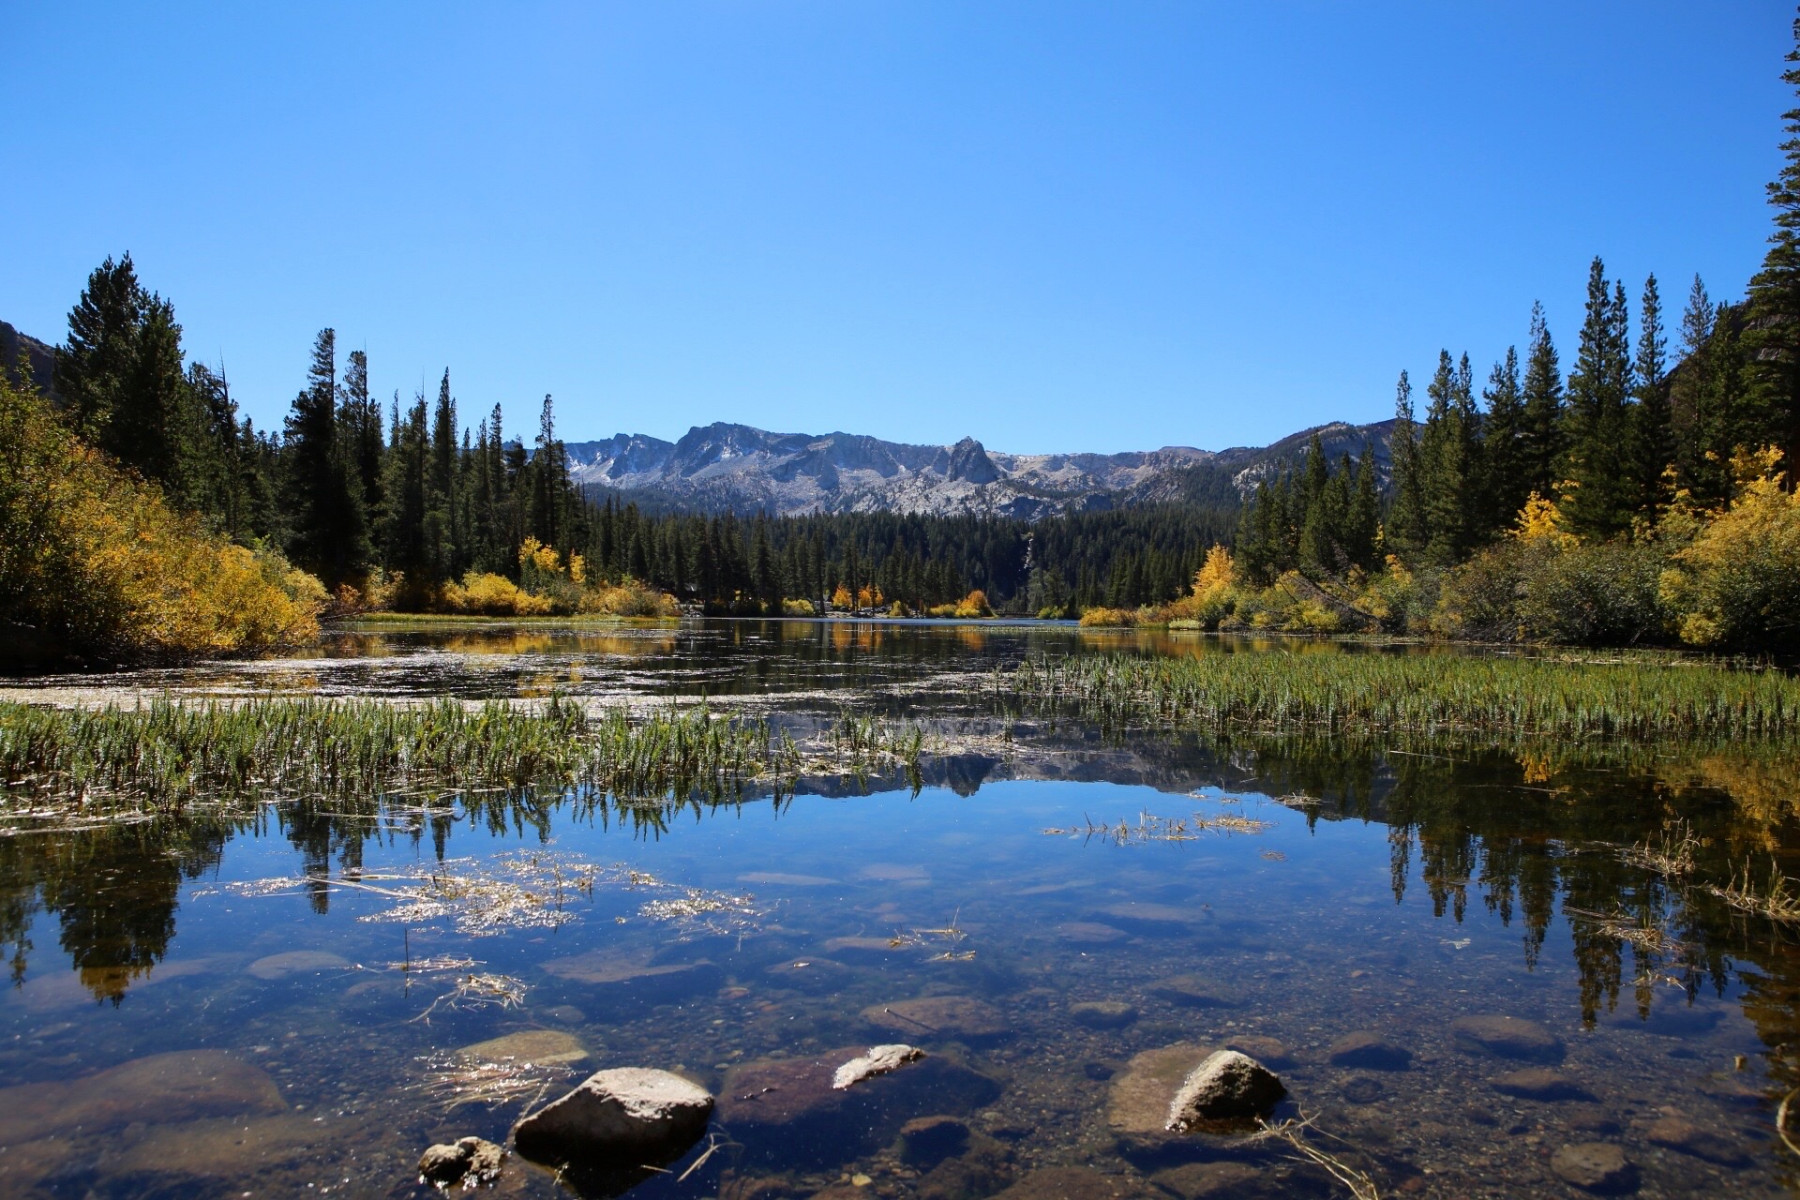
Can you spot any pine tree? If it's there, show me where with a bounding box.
[1480,346,1528,536]
[1386,370,1427,562]
[342,349,384,523]
[1630,274,1672,516]
[1346,446,1380,569]
[1560,259,1636,539]
[1419,351,1476,565]
[1520,301,1564,500]
[54,254,142,442]
[1745,12,1800,472]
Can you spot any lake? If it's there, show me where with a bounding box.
[0,620,1792,1198]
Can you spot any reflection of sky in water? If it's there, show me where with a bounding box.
[0,778,1782,1198]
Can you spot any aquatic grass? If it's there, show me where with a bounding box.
[1011,651,1800,741]
[0,695,794,813]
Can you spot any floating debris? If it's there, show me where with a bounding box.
[888,910,974,960]
[411,972,528,1025]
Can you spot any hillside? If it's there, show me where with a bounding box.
[566,418,1396,519]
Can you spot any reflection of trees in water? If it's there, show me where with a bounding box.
[6,725,1800,1047]
[0,819,232,1003]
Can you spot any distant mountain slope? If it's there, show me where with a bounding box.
[0,321,56,396]
[567,418,1395,519]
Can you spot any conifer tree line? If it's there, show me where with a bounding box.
[34,259,1237,614]
[1234,251,1778,586]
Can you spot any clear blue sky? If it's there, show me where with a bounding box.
[3,3,1790,453]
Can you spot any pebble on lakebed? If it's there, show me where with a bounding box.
[418,1136,504,1188]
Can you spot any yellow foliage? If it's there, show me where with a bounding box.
[568,554,586,585]
[953,589,993,618]
[0,371,321,659]
[1194,544,1236,596]
[831,583,856,610]
[577,580,680,618]
[442,572,553,616]
[1511,492,1576,549]
[1078,606,1138,627]
[1659,450,1800,649]
[518,537,561,576]
[782,597,817,617]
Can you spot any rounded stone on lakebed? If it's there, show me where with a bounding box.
[1549,1142,1638,1193]
[1645,1115,1750,1166]
[1071,1000,1139,1029]
[1490,1068,1594,1102]
[1451,1014,1564,1062]
[863,996,1010,1040]
[456,1029,589,1067]
[991,1166,1156,1200]
[1165,1050,1286,1130]
[764,956,853,992]
[1058,921,1131,945]
[245,950,353,980]
[1327,1031,1412,1070]
[898,1114,971,1167]
[1147,973,1242,1008]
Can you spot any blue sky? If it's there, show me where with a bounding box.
[2,3,1790,453]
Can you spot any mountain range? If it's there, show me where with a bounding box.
[5,316,1394,521]
[565,417,1396,520]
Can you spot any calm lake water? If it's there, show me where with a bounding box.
[1,620,1796,1198]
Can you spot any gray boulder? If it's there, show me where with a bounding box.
[1165,1051,1286,1130]
[512,1067,713,1171]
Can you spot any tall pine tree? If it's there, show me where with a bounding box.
[1745,11,1800,474]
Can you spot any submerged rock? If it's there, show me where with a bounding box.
[246,950,353,980]
[1058,922,1130,945]
[991,1166,1154,1199]
[456,1029,589,1066]
[763,956,853,993]
[0,1049,285,1145]
[1094,901,1202,930]
[1549,1142,1638,1193]
[863,996,1010,1041]
[1150,1161,1285,1200]
[898,1115,971,1167]
[540,952,723,1004]
[1147,974,1241,1009]
[1071,1000,1139,1029]
[1109,1044,1216,1136]
[1490,1068,1594,1102]
[822,936,922,962]
[1165,1051,1286,1130]
[833,1044,925,1089]
[419,1136,506,1187]
[1645,1115,1750,1166]
[1450,1014,1564,1062]
[1327,1032,1411,1071]
[718,1044,1000,1167]
[512,1067,713,1173]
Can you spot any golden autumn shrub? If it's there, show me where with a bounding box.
[1659,450,1800,650]
[0,371,322,660]
[953,589,992,618]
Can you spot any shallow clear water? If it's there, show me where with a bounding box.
[1,622,1796,1199]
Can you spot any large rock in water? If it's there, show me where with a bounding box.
[717,1044,1001,1167]
[512,1067,713,1176]
[0,1050,286,1144]
[1165,1052,1286,1131]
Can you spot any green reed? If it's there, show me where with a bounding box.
[0,695,790,813]
[1010,650,1800,740]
